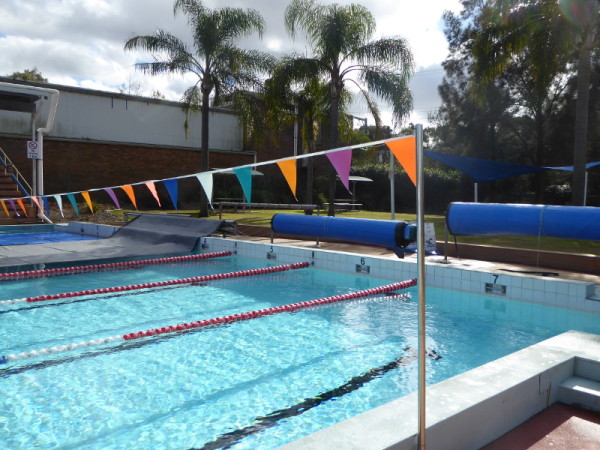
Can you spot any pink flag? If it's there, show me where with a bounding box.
[145,182,161,207]
[326,148,352,193]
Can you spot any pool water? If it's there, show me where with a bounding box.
[0,225,99,246]
[0,255,598,449]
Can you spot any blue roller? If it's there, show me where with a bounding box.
[271,214,416,258]
[446,202,600,241]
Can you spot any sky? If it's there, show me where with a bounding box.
[0,0,463,129]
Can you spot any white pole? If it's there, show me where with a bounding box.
[416,124,426,449]
[390,153,396,220]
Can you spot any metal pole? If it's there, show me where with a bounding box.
[390,152,396,220]
[474,182,478,203]
[415,124,426,449]
[583,171,588,207]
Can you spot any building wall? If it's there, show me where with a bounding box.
[0,79,303,206]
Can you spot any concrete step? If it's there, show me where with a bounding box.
[558,376,600,412]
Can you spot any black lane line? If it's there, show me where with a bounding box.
[0,283,208,315]
[194,348,442,450]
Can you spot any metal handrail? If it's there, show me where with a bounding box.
[0,145,32,197]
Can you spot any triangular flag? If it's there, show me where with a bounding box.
[41,196,50,215]
[276,159,298,200]
[145,182,161,207]
[53,195,64,217]
[8,200,19,216]
[195,173,214,207]
[121,185,138,210]
[233,167,252,204]
[17,199,28,217]
[66,194,79,216]
[386,137,417,186]
[326,148,352,193]
[81,191,94,214]
[30,196,42,211]
[0,200,9,217]
[103,188,121,209]
[163,179,178,210]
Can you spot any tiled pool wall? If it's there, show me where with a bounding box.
[202,237,599,314]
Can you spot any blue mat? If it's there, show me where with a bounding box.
[0,232,99,246]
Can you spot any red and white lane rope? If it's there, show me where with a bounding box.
[0,261,310,306]
[0,278,416,365]
[0,251,233,281]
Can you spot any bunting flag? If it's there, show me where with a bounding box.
[163,179,178,210]
[195,173,213,206]
[8,200,18,216]
[145,182,161,207]
[276,159,298,200]
[326,148,352,193]
[103,188,121,209]
[121,185,138,210]
[29,196,42,212]
[41,196,50,215]
[233,167,252,204]
[0,200,9,217]
[386,137,417,186]
[17,199,28,217]
[81,191,94,214]
[53,195,64,217]
[66,193,80,216]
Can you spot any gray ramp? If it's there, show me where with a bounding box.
[0,214,224,268]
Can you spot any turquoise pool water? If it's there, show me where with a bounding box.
[0,255,598,449]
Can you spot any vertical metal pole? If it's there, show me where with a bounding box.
[390,152,396,220]
[474,182,478,203]
[416,124,426,449]
[583,171,588,207]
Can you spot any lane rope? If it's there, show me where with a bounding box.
[0,261,310,306]
[0,251,233,281]
[0,278,416,365]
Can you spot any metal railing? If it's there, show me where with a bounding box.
[0,145,32,198]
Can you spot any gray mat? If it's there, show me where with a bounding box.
[0,214,224,269]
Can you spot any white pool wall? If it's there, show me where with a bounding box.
[203,237,598,314]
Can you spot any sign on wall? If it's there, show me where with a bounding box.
[26,141,41,159]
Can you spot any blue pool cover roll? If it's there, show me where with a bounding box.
[271,214,416,257]
[446,203,600,241]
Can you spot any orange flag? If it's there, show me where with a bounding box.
[386,136,417,186]
[276,159,297,200]
[145,182,161,207]
[81,191,94,214]
[17,198,28,216]
[0,200,9,217]
[121,185,138,210]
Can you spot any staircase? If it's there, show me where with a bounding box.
[1,147,40,225]
[558,358,600,413]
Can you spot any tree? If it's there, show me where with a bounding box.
[283,0,414,215]
[9,67,47,83]
[125,0,274,216]
[471,0,600,205]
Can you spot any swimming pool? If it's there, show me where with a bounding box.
[1,250,598,449]
[0,224,100,246]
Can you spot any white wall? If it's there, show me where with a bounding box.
[0,81,243,151]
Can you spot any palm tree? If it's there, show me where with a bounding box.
[472,0,600,205]
[124,0,274,216]
[283,0,414,215]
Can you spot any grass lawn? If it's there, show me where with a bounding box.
[114,208,600,257]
